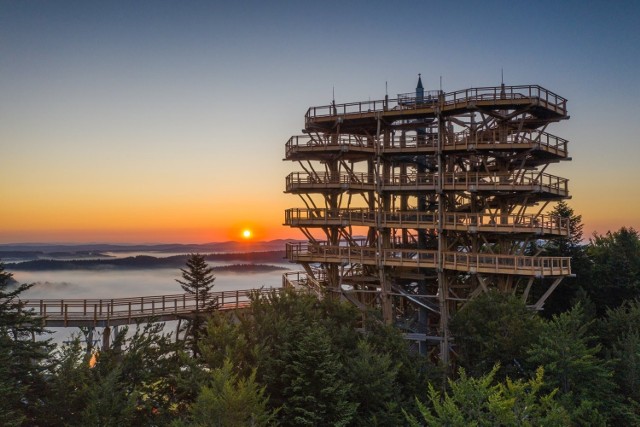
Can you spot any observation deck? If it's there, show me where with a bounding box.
[285,171,569,198]
[284,208,570,236]
[305,85,568,133]
[285,130,568,163]
[285,242,571,277]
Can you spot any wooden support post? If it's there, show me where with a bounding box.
[86,327,94,355]
[534,277,564,310]
[102,326,111,349]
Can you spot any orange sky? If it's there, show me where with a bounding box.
[1,2,638,244]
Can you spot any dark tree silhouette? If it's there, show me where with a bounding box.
[0,262,53,425]
[176,254,216,356]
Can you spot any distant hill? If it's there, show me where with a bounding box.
[4,251,289,271]
[0,240,302,262]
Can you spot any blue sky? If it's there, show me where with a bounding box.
[1,0,638,242]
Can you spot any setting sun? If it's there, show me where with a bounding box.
[242,229,252,239]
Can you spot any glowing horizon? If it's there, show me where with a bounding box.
[1,2,638,245]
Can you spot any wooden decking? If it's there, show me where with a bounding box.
[285,243,571,277]
[22,288,281,328]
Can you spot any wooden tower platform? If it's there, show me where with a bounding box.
[282,78,572,363]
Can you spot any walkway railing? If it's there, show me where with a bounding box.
[21,288,281,327]
[285,171,569,197]
[285,242,571,277]
[305,85,567,121]
[284,208,570,236]
[286,130,568,160]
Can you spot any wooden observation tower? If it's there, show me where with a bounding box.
[282,77,572,363]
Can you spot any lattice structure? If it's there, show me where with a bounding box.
[282,77,572,362]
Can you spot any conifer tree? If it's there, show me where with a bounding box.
[527,304,622,424]
[176,254,216,355]
[405,365,570,426]
[541,201,591,315]
[0,262,53,425]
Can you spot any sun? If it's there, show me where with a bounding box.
[242,229,252,239]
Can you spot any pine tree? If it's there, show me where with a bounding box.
[280,325,357,426]
[405,365,570,426]
[542,201,591,315]
[0,262,54,424]
[548,200,584,254]
[450,290,542,379]
[527,304,621,424]
[587,227,640,312]
[173,359,277,427]
[176,254,216,355]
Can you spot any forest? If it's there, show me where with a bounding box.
[2,203,640,426]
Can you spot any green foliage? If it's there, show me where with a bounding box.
[527,304,620,424]
[194,289,429,426]
[176,253,216,355]
[542,202,591,315]
[174,359,276,427]
[547,201,584,254]
[450,290,542,379]
[176,253,217,302]
[405,365,570,426]
[596,300,640,421]
[280,325,357,426]
[38,336,92,426]
[345,340,402,426]
[248,290,359,426]
[0,262,54,425]
[586,227,640,312]
[82,323,195,426]
[199,311,256,378]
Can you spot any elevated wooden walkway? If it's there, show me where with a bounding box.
[22,288,280,328]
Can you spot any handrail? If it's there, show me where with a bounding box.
[21,288,282,327]
[283,208,570,235]
[285,242,571,277]
[285,171,569,195]
[285,129,568,158]
[305,85,567,120]
[285,134,373,157]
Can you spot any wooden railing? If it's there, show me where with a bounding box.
[21,288,282,327]
[284,129,568,160]
[285,242,571,277]
[285,134,373,158]
[282,270,327,296]
[305,85,567,120]
[283,208,570,236]
[285,171,569,197]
